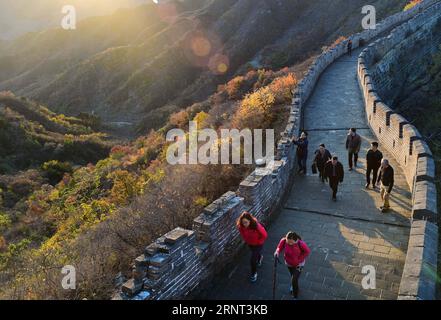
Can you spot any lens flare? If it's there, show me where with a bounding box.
[217,63,228,74]
[182,29,228,75]
[209,54,229,75]
[155,2,178,24]
[191,37,211,57]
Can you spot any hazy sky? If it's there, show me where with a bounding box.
[0,0,151,40]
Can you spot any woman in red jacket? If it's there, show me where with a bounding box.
[237,211,268,282]
[274,231,311,299]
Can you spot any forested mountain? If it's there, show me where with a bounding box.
[0,0,404,137]
[0,93,111,173]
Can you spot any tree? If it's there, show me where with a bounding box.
[0,212,11,233]
[41,160,73,185]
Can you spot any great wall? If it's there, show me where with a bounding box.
[113,0,440,300]
[358,1,441,298]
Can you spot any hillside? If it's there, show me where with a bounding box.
[0,0,406,137]
[0,92,112,173]
[0,63,299,299]
[0,92,113,240]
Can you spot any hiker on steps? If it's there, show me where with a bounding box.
[365,141,383,189]
[237,211,268,283]
[324,156,344,201]
[314,143,332,183]
[377,159,394,213]
[347,39,353,56]
[345,128,362,171]
[292,131,309,175]
[274,231,311,299]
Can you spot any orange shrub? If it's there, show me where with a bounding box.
[330,36,347,49]
[169,110,189,128]
[225,76,245,99]
[269,73,297,104]
[110,145,132,160]
[232,73,297,129]
[404,0,421,11]
[193,111,211,128]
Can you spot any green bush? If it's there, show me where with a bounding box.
[0,212,11,232]
[41,160,73,185]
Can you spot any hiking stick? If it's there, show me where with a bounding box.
[272,256,280,300]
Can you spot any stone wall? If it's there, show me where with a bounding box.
[358,0,440,300]
[113,0,438,300]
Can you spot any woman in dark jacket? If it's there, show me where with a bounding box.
[314,144,332,182]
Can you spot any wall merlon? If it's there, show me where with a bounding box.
[413,180,438,222]
[402,124,422,141]
[389,113,407,126]
[413,139,433,158]
[399,220,438,300]
[416,156,436,182]
[374,102,393,119]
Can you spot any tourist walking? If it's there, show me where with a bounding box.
[366,142,383,189]
[324,156,344,201]
[292,132,309,174]
[274,231,311,299]
[377,159,394,213]
[347,39,353,56]
[314,143,332,182]
[345,128,362,171]
[237,211,268,282]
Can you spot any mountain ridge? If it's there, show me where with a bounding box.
[0,0,406,137]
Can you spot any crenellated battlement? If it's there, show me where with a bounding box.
[358,0,441,300]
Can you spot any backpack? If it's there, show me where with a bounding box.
[257,222,268,240]
[281,238,305,255]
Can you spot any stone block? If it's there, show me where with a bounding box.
[145,243,160,256]
[148,253,171,267]
[412,180,437,222]
[164,228,189,244]
[416,156,436,181]
[132,291,152,300]
[134,254,149,268]
[121,279,143,297]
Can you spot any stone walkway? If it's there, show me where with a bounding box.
[201,50,412,300]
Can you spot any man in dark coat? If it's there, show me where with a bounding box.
[346,128,362,171]
[314,143,332,182]
[324,156,344,201]
[292,131,308,174]
[366,141,383,189]
[377,159,394,213]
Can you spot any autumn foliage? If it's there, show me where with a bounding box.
[404,0,421,11]
[232,73,297,129]
[0,66,298,299]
